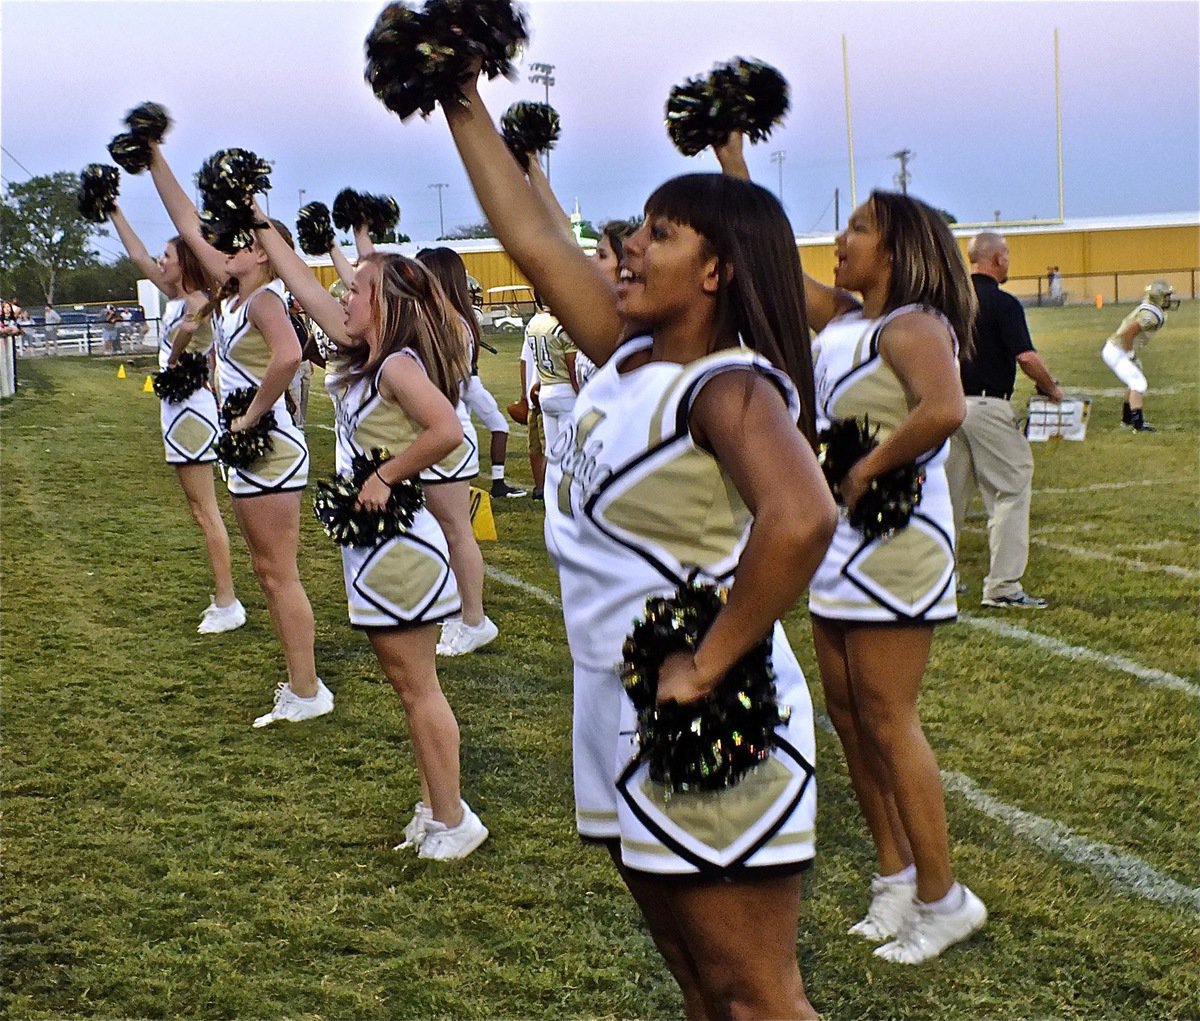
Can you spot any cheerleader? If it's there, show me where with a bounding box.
[252,210,489,860]
[444,71,835,1017]
[147,143,329,728]
[107,205,244,634]
[806,193,987,964]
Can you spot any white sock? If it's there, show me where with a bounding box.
[879,864,917,886]
[921,882,966,915]
[490,465,505,480]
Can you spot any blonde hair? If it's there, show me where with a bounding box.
[342,253,469,403]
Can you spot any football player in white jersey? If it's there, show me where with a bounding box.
[1101,279,1178,432]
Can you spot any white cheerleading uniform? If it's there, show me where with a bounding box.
[545,335,817,878]
[1100,301,1165,394]
[809,305,958,624]
[420,320,479,484]
[158,298,218,465]
[216,280,309,496]
[327,351,461,629]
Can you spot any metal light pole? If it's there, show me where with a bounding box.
[429,183,448,238]
[890,148,914,194]
[528,61,556,183]
[298,188,306,211]
[770,150,786,204]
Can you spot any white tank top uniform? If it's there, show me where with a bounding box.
[420,318,480,484]
[544,335,817,878]
[158,297,219,465]
[327,351,461,629]
[809,305,958,624]
[217,279,310,496]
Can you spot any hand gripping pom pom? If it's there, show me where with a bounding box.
[500,101,561,168]
[152,351,210,403]
[107,132,154,174]
[296,202,336,255]
[364,0,529,122]
[665,56,789,156]
[214,387,276,469]
[77,164,121,222]
[123,101,172,143]
[312,448,426,547]
[196,148,273,254]
[620,581,788,795]
[817,415,924,540]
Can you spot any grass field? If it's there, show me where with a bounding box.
[2,301,1198,1020]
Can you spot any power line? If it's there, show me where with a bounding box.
[0,146,35,179]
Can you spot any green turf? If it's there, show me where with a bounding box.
[2,304,1198,1019]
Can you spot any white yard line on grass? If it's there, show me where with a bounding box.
[1034,478,1189,495]
[942,771,1200,913]
[485,563,1200,910]
[960,614,1200,699]
[961,526,1198,579]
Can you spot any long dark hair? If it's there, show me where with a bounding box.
[415,246,480,360]
[868,190,976,359]
[643,173,816,446]
[340,253,469,403]
[169,236,210,296]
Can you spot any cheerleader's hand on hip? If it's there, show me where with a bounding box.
[656,651,715,706]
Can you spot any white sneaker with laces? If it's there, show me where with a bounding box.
[252,678,334,728]
[393,801,433,851]
[438,616,499,657]
[418,804,489,860]
[197,598,247,634]
[874,884,987,964]
[848,874,918,942]
[436,620,464,656]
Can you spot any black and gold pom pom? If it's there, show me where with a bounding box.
[296,202,336,255]
[107,132,154,174]
[152,351,210,403]
[124,101,172,143]
[501,101,561,168]
[77,164,121,222]
[195,148,273,254]
[817,415,924,540]
[332,189,400,242]
[214,386,276,469]
[620,581,787,795]
[313,448,426,546]
[665,56,789,156]
[364,0,529,122]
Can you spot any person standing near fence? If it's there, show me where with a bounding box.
[43,304,62,354]
[946,231,1064,610]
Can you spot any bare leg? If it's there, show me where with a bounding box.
[233,491,317,697]
[812,616,913,874]
[175,463,236,606]
[368,625,463,826]
[423,481,486,627]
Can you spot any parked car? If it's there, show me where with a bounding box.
[478,285,535,332]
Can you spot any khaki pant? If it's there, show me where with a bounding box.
[946,396,1034,600]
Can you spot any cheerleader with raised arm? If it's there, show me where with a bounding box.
[252,207,489,861]
[146,142,329,729]
[441,68,835,1018]
[107,204,244,635]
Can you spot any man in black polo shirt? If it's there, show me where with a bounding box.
[947,232,1064,609]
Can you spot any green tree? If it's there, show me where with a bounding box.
[440,221,494,241]
[1,172,108,304]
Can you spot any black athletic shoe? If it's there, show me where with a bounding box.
[1129,409,1156,432]
[491,479,528,498]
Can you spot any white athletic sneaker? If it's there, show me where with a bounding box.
[874,884,987,964]
[848,874,918,943]
[252,679,334,729]
[197,598,247,634]
[417,804,489,860]
[437,616,499,657]
[393,801,433,851]
[435,620,463,657]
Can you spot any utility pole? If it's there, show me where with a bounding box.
[770,150,786,204]
[429,183,448,238]
[298,188,306,211]
[890,148,914,194]
[528,61,556,183]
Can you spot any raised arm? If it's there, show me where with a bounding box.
[352,223,377,261]
[524,156,575,240]
[146,142,229,281]
[108,205,170,292]
[250,206,347,345]
[443,74,622,361]
[329,245,356,287]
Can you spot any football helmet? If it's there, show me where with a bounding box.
[1145,280,1180,311]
